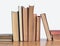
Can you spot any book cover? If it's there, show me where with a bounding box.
[41,13,52,40]
[50,30,60,35]
[18,6,23,41]
[29,6,34,41]
[12,12,19,41]
[23,7,28,41]
[36,16,40,41]
[53,34,60,41]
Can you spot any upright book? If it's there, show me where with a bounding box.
[12,12,19,41]
[41,13,52,40]
[29,6,34,41]
[23,7,28,41]
[18,6,23,41]
[36,16,40,41]
[33,14,37,41]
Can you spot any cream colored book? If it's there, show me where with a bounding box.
[12,12,19,41]
[36,16,40,41]
[29,6,34,41]
[18,6,23,41]
[23,7,28,41]
[41,13,52,40]
[33,14,37,41]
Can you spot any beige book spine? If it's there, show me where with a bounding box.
[12,12,19,41]
[41,13,52,40]
[29,6,34,41]
[36,16,40,41]
[33,14,37,41]
[23,7,28,41]
[18,6,23,41]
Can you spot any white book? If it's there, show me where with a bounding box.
[18,6,23,41]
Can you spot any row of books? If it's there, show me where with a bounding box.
[12,6,40,42]
[0,6,59,42]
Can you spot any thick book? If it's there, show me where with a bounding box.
[41,13,52,40]
[50,30,60,35]
[18,6,23,41]
[29,6,34,41]
[53,34,60,41]
[12,12,19,41]
[36,16,40,41]
[23,7,28,41]
[33,14,37,41]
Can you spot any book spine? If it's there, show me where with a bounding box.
[18,6,23,41]
[29,6,34,41]
[36,16,40,41]
[12,12,19,41]
[41,13,52,40]
[33,14,37,41]
[23,7,28,41]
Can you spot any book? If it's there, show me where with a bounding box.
[33,14,37,41]
[41,13,52,41]
[36,16,40,41]
[23,7,28,41]
[27,7,29,41]
[53,34,60,41]
[18,6,23,41]
[12,12,19,41]
[29,6,34,41]
[0,34,12,39]
[50,30,60,35]
[0,34,12,42]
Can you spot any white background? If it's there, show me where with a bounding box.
[0,0,60,39]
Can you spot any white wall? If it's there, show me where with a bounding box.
[0,0,60,39]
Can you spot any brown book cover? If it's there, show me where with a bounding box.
[29,6,34,41]
[12,12,19,41]
[53,34,60,41]
[41,13,52,40]
[50,30,60,35]
[18,6,23,41]
[36,16,40,41]
[23,7,28,41]
[33,14,37,41]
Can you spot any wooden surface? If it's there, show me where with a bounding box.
[0,40,60,46]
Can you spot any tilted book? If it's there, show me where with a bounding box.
[41,13,52,40]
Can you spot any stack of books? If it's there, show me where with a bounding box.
[12,6,41,42]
